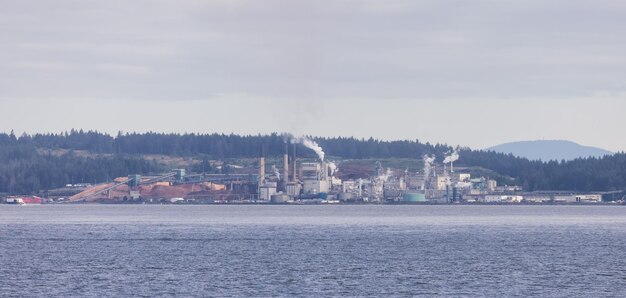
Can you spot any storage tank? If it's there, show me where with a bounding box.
[270,193,290,204]
[403,192,426,202]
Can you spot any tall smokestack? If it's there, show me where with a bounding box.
[443,150,459,173]
[283,142,289,187]
[259,157,265,186]
[292,143,297,182]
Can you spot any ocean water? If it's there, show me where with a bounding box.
[1,205,625,297]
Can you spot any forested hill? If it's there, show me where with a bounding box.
[2,130,451,159]
[1,130,625,194]
[487,140,613,161]
[460,150,626,192]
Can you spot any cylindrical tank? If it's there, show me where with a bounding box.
[403,192,426,202]
[270,194,290,204]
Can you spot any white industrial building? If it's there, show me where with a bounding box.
[554,194,602,203]
[259,184,277,201]
[301,162,331,194]
[484,195,524,203]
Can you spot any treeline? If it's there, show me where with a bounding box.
[1,130,625,194]
[0,140,162,194]
[461,150,626,192]
[2,130,451,159]
[0,130,452,194]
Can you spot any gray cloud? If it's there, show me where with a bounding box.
[1,0,625,150]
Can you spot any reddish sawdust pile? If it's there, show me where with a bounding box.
[70,181,225,202]
[337,163,374,180]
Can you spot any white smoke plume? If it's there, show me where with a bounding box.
[443,149,460,173]
[301,138,325,161]
[327,161,337,176]
[443,150,459,164]
[422,154,435,190]
[378,168,392,182]
[284,133,325,161]
[422,154,435,178]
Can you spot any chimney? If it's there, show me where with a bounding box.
[292,143,297,182]
[259,157,265,186]
[283,142,289,186]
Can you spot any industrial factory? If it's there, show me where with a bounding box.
[3,136,617,205]
[252,138,609,204]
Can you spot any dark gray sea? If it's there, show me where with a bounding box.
[1,205,626,297]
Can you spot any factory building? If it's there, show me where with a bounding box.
[436,176,448,191]
[252,140,583,205]
[383,178,406,200]
[259,142,299,201]
[484,195,524,203]
[259,182,277,201]
[554,194,602,203]
[301,162,330,195]
[458,173,471,182]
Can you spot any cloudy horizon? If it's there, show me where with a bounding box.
[2,0,625,151]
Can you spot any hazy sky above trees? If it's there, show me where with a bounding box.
[1,0,625,151]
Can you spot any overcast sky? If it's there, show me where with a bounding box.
[1,0,625,151]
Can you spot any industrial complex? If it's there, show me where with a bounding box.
[2,137,623,205]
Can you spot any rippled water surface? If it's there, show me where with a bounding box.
[1,205,626,297]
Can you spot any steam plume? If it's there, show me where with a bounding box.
[283,133,325,161]
[443,150,459,164]
[327,161,337,176]
[423,154,435,178]
[301,138,325,161]
[443,149,460,173]
[378,168,392,182]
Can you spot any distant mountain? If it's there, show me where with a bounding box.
[487,140,613,161]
